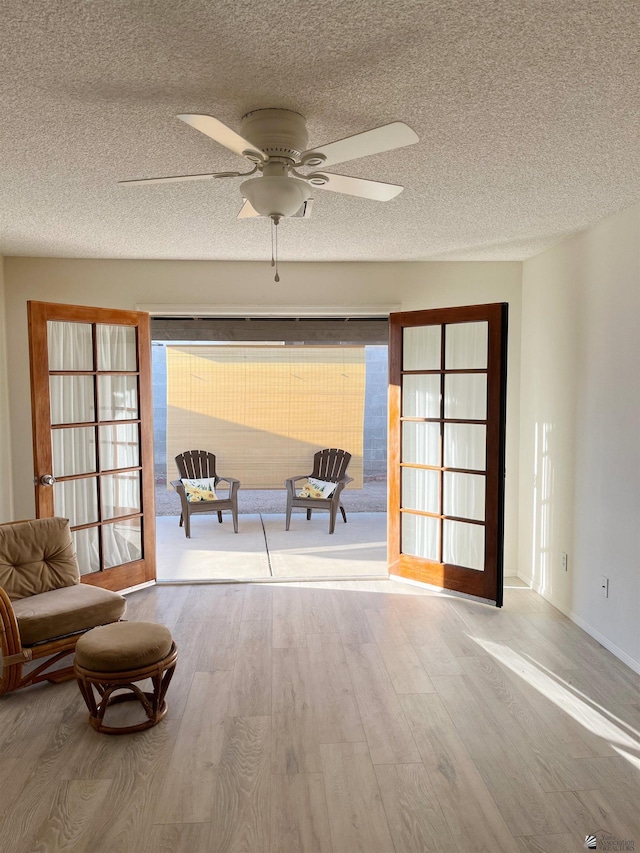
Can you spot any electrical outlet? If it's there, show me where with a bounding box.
[562,552,568,572]
[600,576,609,598]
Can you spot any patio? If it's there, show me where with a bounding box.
[155,511,388,582]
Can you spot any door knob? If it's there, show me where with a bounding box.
[40,474,56,486]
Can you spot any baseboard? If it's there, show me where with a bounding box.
[518,571,640,676]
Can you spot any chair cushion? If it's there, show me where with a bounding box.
[181,478,218,502]
[13,584,126,646]
[75,621,173,672]
[299,477,337,499]
[0,518,79,600]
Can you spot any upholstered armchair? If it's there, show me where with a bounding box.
[0,517,126,696]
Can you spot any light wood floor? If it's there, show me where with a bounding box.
[1,579,639,853]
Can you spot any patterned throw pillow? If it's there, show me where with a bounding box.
[181,478,218,502]
[298,477,338,499]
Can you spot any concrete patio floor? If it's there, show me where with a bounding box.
[156,511,388,582]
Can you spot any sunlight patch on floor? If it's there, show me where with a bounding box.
[476,637,640,757]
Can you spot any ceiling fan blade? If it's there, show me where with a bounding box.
[301,122,418,168]
[118,171,240,186]
[308,172,403,201]
[177,114,265,160]
[237,199,260,218]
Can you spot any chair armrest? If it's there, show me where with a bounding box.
[285,475,310,496]
[0,587,22,660]
[170,480,190,517]
[330,478,349,502]
[216,476,241,497]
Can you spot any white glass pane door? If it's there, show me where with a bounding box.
[48,320,142,574]
[400,320,488,571]
[27,302,155,590]
[391,305,506,605]
[30,303,153,590]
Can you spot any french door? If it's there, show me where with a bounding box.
[28,301,155,591]
[388,303,508,605]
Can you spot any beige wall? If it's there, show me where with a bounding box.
[0,257,13,520]
[2,257,522,571]
[520,202,640,671]
[4,219,638,670]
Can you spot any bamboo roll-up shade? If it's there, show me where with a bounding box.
[166,345,365,489]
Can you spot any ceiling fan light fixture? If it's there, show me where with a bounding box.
[240,175,311,218]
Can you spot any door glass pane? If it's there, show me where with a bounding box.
[401,513,438,561]
[443,472,485,521]
[72,527,100,575]
[52,427,96,477]
[103,518,142,568]
[98,375,139,421]
[402,422,440,466]
[445,322,488,370]
[444,423,486,470]
[47,321,93,371]
[443,520,484,571]
[402,375,441,418]
[50,375,95,424]
[402,468,439,514]
[53,477,98,526]
[101,472,141,519]
[97,325,137,372]
[403,326,441,371]
[99,423,140,470]
[444,374,487,420]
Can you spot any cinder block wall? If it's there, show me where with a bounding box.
[363,346,387,479]
[152,343,168,483]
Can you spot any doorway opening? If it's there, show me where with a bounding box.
[150,316,389,582]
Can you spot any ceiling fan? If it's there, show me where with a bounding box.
[118,108,419,220]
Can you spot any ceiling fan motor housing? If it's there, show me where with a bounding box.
[240,109,309,160]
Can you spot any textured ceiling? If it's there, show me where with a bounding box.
[1,0,639,262]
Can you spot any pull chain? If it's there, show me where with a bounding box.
[271,215,280,282]
[271,217,275,268]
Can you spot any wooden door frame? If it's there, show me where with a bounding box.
[388,303,508,606]
[28,301,155,590]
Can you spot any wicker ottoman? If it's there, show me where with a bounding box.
[74,621,178,735]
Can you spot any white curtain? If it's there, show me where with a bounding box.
[48,321,141,574]
[400,319,488,569]
[401,513,439,561]
[443,520,485,571]
[103,520,142,568]
[97,324,136,371]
